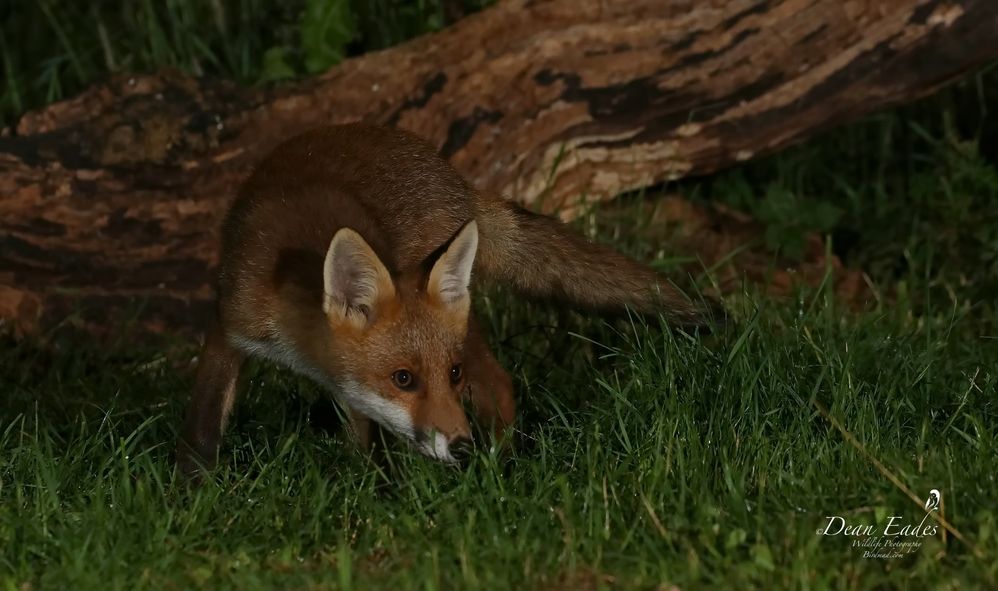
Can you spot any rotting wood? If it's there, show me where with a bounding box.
[1,0,995,336]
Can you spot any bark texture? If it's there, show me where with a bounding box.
[1,0,996,336]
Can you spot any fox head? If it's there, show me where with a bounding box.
[321,221,478,463]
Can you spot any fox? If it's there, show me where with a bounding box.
[176,123,715,474]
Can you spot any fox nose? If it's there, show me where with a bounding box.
[448,436,474,463]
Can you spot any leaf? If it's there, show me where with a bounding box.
[260,46,296,82]
[751,543,775,571]
[301,0,355,74]
[725,527,747,549]
[810,200,843,232]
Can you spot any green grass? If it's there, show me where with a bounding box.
[1,272,996,588]
[0,0,493,126]
[2,1,998,587]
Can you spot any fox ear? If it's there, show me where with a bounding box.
[428,220,478,307]
[323,228,395,326]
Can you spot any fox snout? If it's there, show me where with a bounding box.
[414,426,474,465]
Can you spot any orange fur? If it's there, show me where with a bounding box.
[177,124,713,474]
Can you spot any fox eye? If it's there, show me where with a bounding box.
[391,369,417,391]
[449,363,463,385]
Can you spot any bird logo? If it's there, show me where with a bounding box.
[924,489,941,512]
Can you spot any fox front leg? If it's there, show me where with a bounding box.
[464,316,516,445]
[346,407,399,467]
[348,406,392,454]
[176,325,245,478]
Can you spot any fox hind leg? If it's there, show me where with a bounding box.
[464,316,516,446]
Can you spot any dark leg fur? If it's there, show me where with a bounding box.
[463,315,516,442]
[176,324,245,478]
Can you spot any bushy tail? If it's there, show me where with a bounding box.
[473,194,721,327]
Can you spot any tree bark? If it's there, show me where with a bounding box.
[1,0,996,337]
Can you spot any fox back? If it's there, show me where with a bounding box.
[219,124,476,317]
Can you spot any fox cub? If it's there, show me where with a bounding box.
[177,124,713,473]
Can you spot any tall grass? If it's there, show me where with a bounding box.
[1,230,995,587]
[0,0,493,126]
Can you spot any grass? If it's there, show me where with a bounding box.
[0,0,492,127]
[1,270,996,588]
[2,0,998,588]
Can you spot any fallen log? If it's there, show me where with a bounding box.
[1,0,996,337]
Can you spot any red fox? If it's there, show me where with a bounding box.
[177,124,714,474]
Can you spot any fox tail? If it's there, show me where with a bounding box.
[473,194,722,327]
